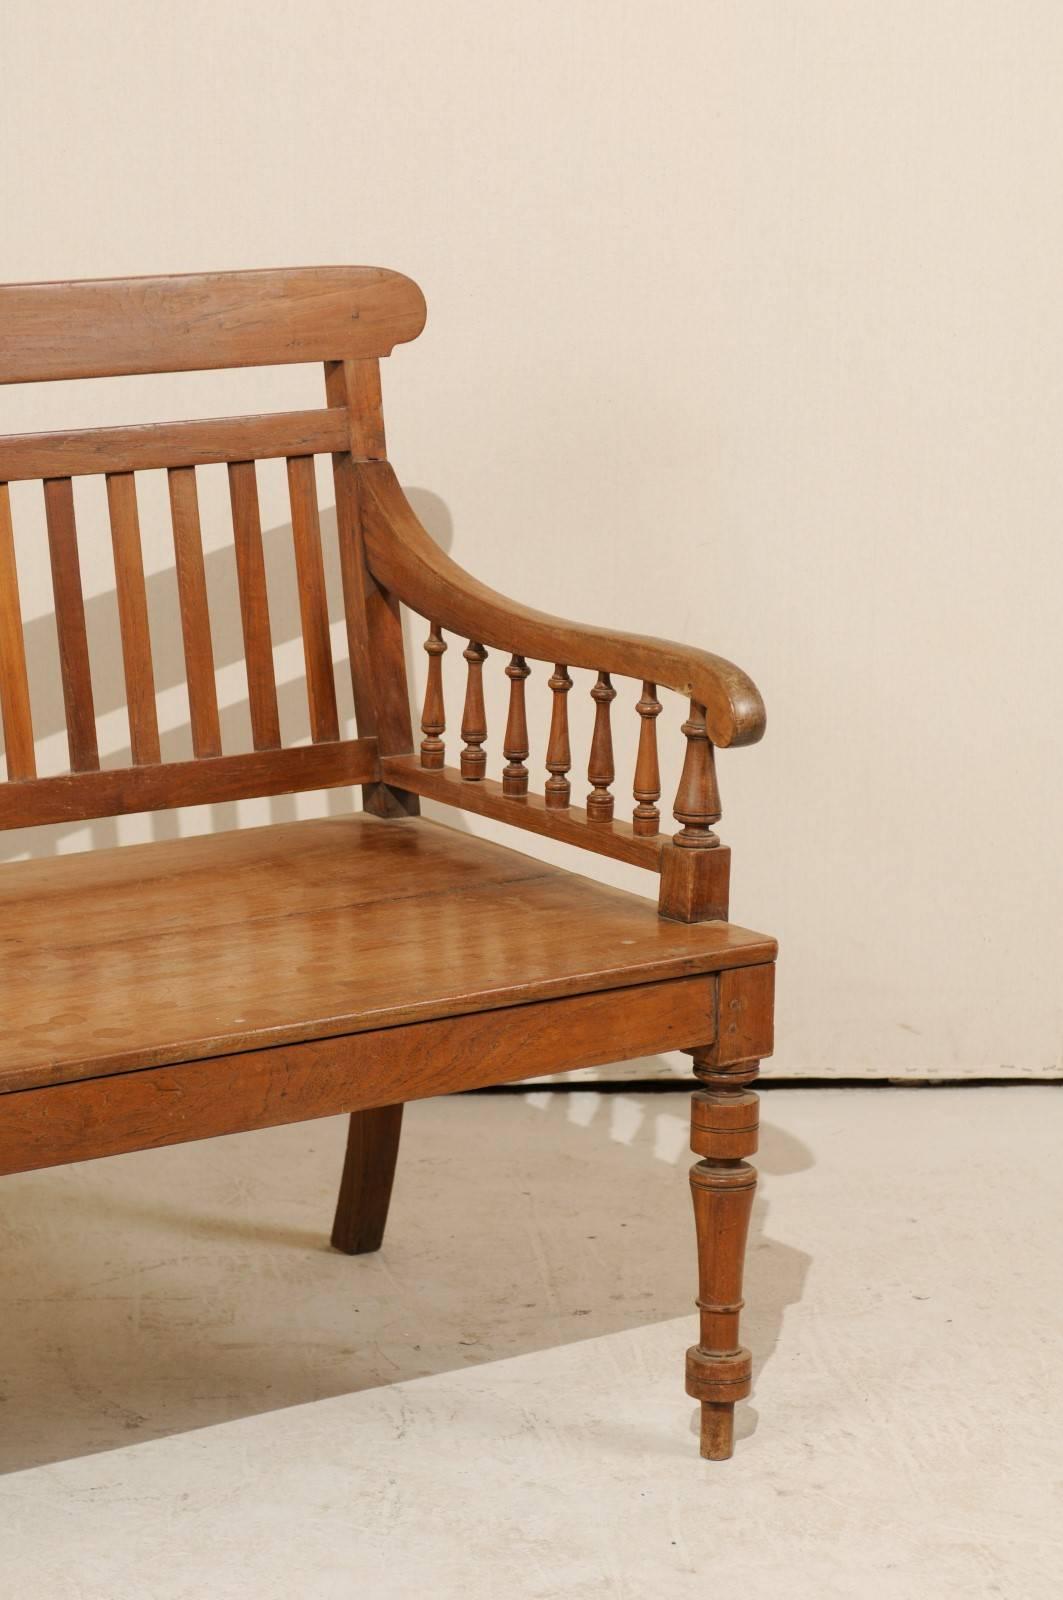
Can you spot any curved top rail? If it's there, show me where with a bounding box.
[0,266,427,385]
[358,462,766,749]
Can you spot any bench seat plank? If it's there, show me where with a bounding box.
[0,813,775,1092]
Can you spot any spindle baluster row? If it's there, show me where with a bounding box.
[416,623,718,847]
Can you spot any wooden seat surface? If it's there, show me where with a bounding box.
[0,814,774,1094]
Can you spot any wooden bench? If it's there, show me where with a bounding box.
[0,266,776,1460]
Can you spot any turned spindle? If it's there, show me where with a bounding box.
[460,641,488,779]
[586,671,616,820]
[502,654,530,796]
[632,680,662,835]
[420,623,447,769]
[673,699,721,847]
[545,664,573,808]
[685,1040,760,1461]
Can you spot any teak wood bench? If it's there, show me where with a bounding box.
[0,266,776,1460]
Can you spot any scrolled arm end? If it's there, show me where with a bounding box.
[358,459,766,751]
[670,652,766,751]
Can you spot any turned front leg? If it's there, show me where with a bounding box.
[686,1046,760,1460]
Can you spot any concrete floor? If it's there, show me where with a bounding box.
[0,1086,1059,1598]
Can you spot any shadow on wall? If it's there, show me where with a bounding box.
[0,487,455,861]
[0,1086,812,1473]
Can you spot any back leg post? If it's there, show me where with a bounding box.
[331,1103,404,1255]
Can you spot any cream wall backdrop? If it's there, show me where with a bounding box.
[0,1,1060,1079]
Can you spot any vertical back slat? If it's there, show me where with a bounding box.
[286,454,340,742]
[227,459,281,751]
[43,476,99,772]
[0,483,36,780]
[168,466,222,758]
[106,472,161,765]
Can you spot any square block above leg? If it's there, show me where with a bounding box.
[658,842,731,922]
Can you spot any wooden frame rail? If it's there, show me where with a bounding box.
[383,754,664,870]
[0,409,351,481]
[0,266,426,384]
[0,739,378,829]
[0,974,719,1174]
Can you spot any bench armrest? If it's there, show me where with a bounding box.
[358,461,763,920]
[357,462,765,750]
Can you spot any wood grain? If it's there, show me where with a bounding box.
[168,466,222,758]
[324,358,417,818]
[419,623,447,768]
[106,471,161,764]
[228,459,281,750]
[672,701,720,848]
[321,350,406,1195]
[383,754,664,870]
[325,364,380,739]
[502,653,530,795]
[0,267,426,383]
[287,454,340,742]
[0,973,719,1174]
[42,476,98,771]
[658,840,732,923]
[700,963,775,1068]
[0,484,35,779]
[0,811,774,1090]
[345,359,387,460]
[632,681,662,835]
[358,461,766,750]
[0,409,349,481]
[545,664,572,807]
[0,738,376,831]
[683,963,772,1460]
[460,641,488,779]
[330,1103,404,1254]
[587,670,617,820]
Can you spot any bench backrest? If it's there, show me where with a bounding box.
[0,266,425,829]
